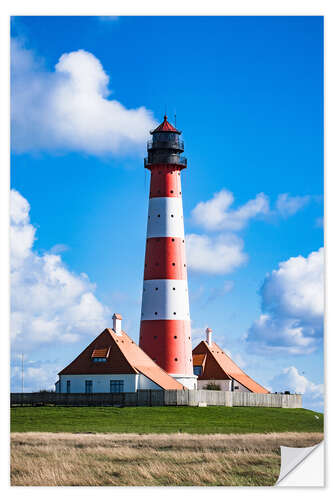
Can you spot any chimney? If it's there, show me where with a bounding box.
[206,327,212,346]
[112,313,122,335]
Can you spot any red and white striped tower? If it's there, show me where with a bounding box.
[139,116,197,389]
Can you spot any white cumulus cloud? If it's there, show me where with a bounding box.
[270,366,324,411]
[11,39,156,156]
[191,189,270,231]
[245,248,324,354]
[10,190,111,351]
[186,233,247,274]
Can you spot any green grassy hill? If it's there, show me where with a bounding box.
[11,406,323,434]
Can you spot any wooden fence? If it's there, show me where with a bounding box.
[10,391,302,408]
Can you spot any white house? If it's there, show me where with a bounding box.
[55,313,184,394]
[192,328,269,393]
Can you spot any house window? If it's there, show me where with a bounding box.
[193,366,203,376]
[92,357,107,362]
[85,380,93,393]
[110,380,124,393]
[66,380,71,393]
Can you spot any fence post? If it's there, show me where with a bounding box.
[225,391,233,407]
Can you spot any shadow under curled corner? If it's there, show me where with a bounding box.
[275,441,324,487]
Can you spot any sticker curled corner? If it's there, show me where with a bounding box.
[276,441,324,487]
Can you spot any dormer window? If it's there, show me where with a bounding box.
[91,347,110,362]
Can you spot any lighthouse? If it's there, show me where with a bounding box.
[139,115,197,389]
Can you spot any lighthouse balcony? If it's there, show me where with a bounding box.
[147,139,184,152]
[144,156,187,168]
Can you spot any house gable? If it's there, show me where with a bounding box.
[193,341,231,381]
[59,329,137,376]
[192,340,269,394]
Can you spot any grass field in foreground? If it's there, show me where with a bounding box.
[11,406,323,434]
[11,432,323,486]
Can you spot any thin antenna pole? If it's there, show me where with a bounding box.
[174,113,177,128]
[21,353,24,394]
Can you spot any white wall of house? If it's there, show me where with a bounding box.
[137,374,161,390]
[58,374,138,393]
[197,379,251,392]
[171,374,197,390]
[231,380,250,392]
[197,379,232,391]
[56,373,165,393]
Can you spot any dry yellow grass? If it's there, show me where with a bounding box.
[11,432,323,487]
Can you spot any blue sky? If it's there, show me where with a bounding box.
[10,16,324,411]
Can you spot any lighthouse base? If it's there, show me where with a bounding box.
[169,374,198,390]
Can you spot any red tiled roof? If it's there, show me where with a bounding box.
[192,341,269,394]
[59,328,184,390]
[152,115,180,134]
